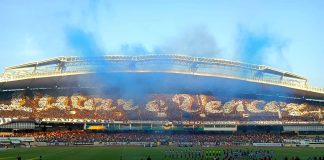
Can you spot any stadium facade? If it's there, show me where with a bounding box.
[0,55,324,133]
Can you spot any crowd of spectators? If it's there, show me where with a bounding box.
[2,129,324,160]
[11,130,297,145]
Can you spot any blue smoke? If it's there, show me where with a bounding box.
[157,26,220,57]
[230,26,294,98]
[236,25,290,70]
[65,27,103,56]
[120,44,149,55]
[64,26,156,100]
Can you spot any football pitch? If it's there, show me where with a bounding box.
[0,146,324,160]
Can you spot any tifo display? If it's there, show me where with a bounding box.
[0,91,322,123]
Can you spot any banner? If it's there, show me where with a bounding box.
[86,125,107,130]
[0,137,35,142]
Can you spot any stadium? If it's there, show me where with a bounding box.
[1,54,324,160]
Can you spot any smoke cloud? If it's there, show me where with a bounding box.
[235,25,291,70]
[63,24,223,100]
[62,1,293,100]
[120,44,149,55]
[156,26,221,57]
[65,27,104,56]
[64,1,221,58]
[115,26,221,58]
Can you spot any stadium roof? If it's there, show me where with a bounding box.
[258,66,307,81]
[1,54,323,99]
[5,56,71,69]
[4,55,307,81]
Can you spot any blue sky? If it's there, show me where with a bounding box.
[0,0,323,87]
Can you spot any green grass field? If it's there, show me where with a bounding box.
[0,146,324,160]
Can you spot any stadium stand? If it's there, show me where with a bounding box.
[0,55,324,159]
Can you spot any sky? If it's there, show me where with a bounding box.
[0,0,323,87]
